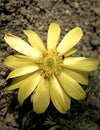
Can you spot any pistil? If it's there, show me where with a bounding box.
[37,51,63,78]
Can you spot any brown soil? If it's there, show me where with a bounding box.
[0,0,100,130]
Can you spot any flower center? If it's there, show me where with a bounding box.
[46,57,55,67]
[38,50,63,79]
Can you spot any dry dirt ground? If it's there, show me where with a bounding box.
[0,0,100,130]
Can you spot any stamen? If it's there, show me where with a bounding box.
[37,50,63,78]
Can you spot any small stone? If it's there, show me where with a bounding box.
[38,25,44,31]
[91,35,100,46]
[0,107,8,116]
[93,7,100,15]
[65,10,71,15]
[20,8,27,15]
[35,7,40,13]
[73,2,79,9]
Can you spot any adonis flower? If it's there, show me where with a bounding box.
[4,23,98,114]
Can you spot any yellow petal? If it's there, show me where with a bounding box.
[4,34,40,60]
[4,55,35,68]
[57,71,86,100]
[64,48,77,57]
[63,57,99,71]
[50,75,70,113]
[47,23,61,51]
[7,73,32,90]
[23,30,46,53]
[33,77,50,114]
[7,65,39,80]
[64,69,88,85]
[18,71,41,105]
[57,27,83,55]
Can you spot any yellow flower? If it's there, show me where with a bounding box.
[4,23,99,114]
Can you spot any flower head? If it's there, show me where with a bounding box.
[4,23,99,114]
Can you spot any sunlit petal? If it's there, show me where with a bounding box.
[23,30,46,53]
[63,57,99,71]
[4,34,40,60]
[57,71,86,100]
[63,69,88,85]
[57,27,83,55]
[47,23,61,51]
[33,77,50,114]
[18,71,41,105]
[64,48,77,57]
[7,73,32,90]
[4,55,35,68]
[7,65,39,79]
[50,75,70,113]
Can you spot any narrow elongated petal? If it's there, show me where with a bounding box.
[63,57,99,71]
[63,69,88,85]
[57,71,86,100]
[7,65,39,79]
[7,73,32,90]
[64,48,77,57]
[23,30,46,53]
[50,75,70,113]
[57,27,83,55]
[18,71,41,105]
[33,77,50,114]
[4,34,40,60]
[47,23,61,51]
[4,55,35,68]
